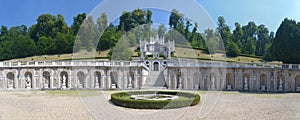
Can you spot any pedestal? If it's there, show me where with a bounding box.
[62,83,66,89]
[194,85,199,90]
[78,84,83,89]
[244,84,248,90]
[26,84,31,90]
[211,84,215,90]
[128,84,132,89]
[296,87,300,92]
[227,85,232,90]
[111,84,116,89]
[95,83,100,89]
[8,85,13,90]
[177,84,182,89]
[44,84,49,89]
[278,86,283,91]
[261,86,266,91]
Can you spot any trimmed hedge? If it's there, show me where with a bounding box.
[110,91,200,109]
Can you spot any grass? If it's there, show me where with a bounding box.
[174,47,281,64]
[45,90,100,97]
[6,46,282,65]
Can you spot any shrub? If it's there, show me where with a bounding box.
[110,91,200,109]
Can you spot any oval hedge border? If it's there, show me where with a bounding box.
[110,91,200,109]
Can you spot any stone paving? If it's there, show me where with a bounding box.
[0,91,300,120]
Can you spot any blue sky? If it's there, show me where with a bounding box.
[0,0,299,32]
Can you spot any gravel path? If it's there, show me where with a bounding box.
[0,91,300,120]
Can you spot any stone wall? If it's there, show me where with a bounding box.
[0,66,146,90]
[165,67,300,92]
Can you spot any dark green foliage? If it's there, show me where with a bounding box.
[270,18,300,63]
[108,36,133,60]
[110,91,200,109]
[0,8,297,63]
[226,42,241,57]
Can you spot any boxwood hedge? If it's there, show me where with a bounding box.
[110,91,200,109]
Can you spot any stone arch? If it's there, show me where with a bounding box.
[260,74,267,90]
[6,72,15,89]
[277,74,284,91]
[193,71,201,89]
[128,71,134,88]
[226,73,234,90]
[110,71,118,88]
[25,71,33,89]
[77,71,85,88]
[242,73,250,90]
[295,75,300,91]
[94,71,101,88]
[153,61,160,71]
[60,71,68,88]
[42,71,50,88]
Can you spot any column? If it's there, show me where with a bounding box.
[101,75,105,89]
[69,71,72,89]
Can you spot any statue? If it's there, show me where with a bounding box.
[26,75,31,89]
[211,76,216,90]
[95,76,99,88]
[279,78,283,91]
[44,77,49,89]
[177,77,183,89]
[62,75,66,85]
[244,77,248,90]
[62,75,66,89]
[128,76,133,89]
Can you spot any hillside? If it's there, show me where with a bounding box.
[6,46,282,65]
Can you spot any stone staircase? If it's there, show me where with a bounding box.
[143,71,167,89]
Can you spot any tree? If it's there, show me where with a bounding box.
[158,24,167,38]
[109,36,132,60]
[146,10,152,24]
[97,13,108,34]
[78,15,98,50]
[37,36,56,55]
[71,13,86,35]
[127,32,136,47]
[241,22,257,54]
[97,24,120,51]
[270,18,300,63]
[226,42,240,57]
[217,16,231,49]
[118,11,135,32]
[132,8,146,25]
[169,9,182,29]
[232,22,244,49]
[256,25,270,56]
[5,35,36,59]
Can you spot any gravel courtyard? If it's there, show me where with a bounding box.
[0,90,300,120]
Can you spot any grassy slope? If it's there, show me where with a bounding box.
[6,46,281,65]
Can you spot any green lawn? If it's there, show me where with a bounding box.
[6,46,282,65]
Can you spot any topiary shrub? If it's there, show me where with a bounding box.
[110,91,200,109]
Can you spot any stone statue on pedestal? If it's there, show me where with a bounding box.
[279,78,283,91]
[177,77,183,89]
[26,75,31,89]
[211,76,216,90]
[62,75,66,89]
[95,76,100,88]
[244,77,248,90]
[44,78,49,89]
[128,77,133,89]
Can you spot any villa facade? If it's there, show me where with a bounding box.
[1,36,300,92]
[1,60,300,92]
